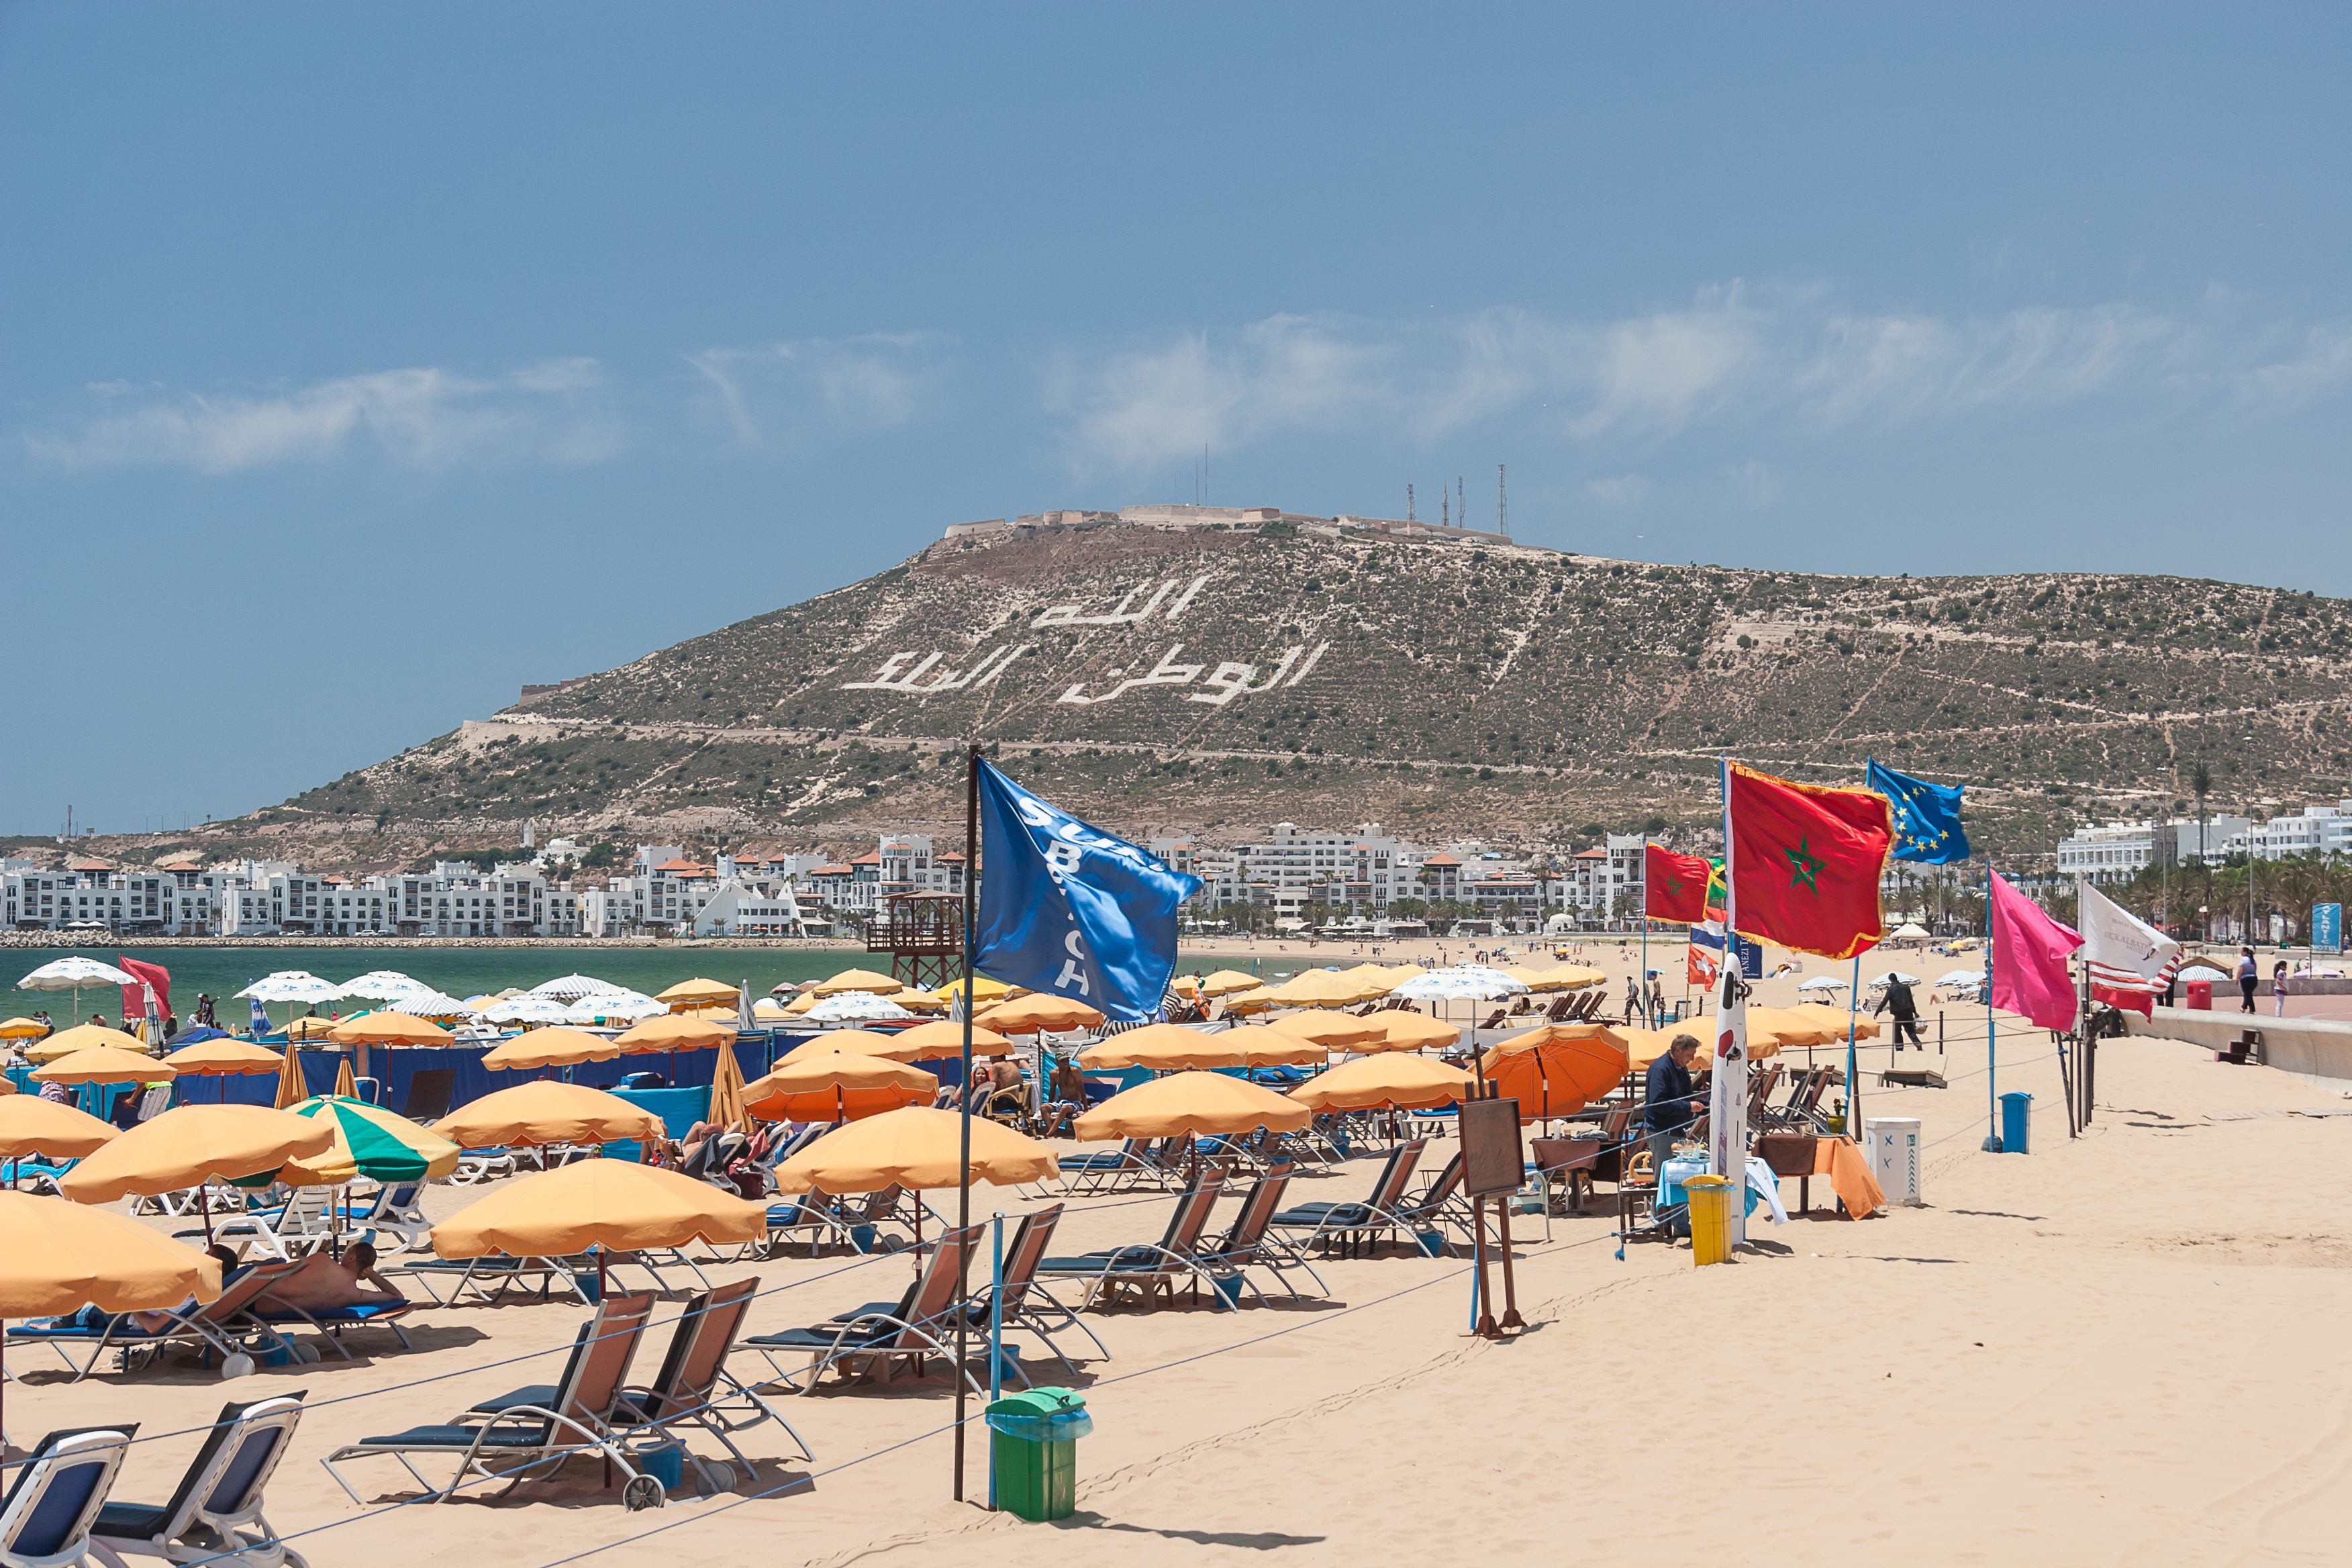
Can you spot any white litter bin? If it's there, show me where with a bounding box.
[1865,1116,1922,1206]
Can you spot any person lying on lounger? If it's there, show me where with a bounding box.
[264,1242,405,1311]
[34,1246,245,1333]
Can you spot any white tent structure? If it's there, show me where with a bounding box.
[1796,975,1849,993]
[16,957,140,1022]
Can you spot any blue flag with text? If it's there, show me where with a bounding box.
[974,760,1204,1022]
[1867,758,1971,865]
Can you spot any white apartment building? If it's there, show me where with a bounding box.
[2059,815,2253,881]
[2228,802,2352,862]
[586,846,813,936]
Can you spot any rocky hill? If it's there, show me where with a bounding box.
[93,522,2352,871]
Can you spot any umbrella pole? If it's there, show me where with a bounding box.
[199,1181,213,1247]
[952,742,980,1503]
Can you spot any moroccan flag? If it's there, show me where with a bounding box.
[1726,761,1893,961]
[1645,844,1713,922]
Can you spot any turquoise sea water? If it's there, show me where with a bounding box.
[6,945,860,1020]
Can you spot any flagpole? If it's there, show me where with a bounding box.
[1846,953,1859,1151]
[953,742,979,1500]
[1639,912,1649,1027]
[1983,859,2000,1153]
[1713,756,1749,1248]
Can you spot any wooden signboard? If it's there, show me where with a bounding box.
[1459,1095,1526,1197]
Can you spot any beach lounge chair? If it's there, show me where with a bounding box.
[744,1224,983,1395]
[396,1069,455,1124]
[1056,1138,1150,1195]
[0,1426,136,1568]
[7,1262,303,1383]
[246,1279,415,1360]
[1197,1169,1327,1300]
[88,1394,309,1568]
[447,1148,518,1187]
[321,1292,661,1507]
[959,1204,1109,1376]
[176,1190,332,1263]
[1036,1169,1230,1311]
[1267,1139,1427,1258]
[1391,1149,1471,1242]
[760,1188,859,1260]
[326,1183,430,1253]
[607,1278,812,1489]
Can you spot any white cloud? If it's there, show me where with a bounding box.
[31,360,619,473]
[1046,288,2348,472]
[1586,474,1652,505]
[687,333,946,449]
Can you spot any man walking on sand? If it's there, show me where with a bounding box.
[1875,975,1924,1050]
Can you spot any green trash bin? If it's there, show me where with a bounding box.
[985,1387,1092,1520]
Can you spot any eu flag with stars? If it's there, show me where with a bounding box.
[974,760,1203,1022]
[1867,758,1970,865]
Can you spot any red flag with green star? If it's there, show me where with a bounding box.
[1726,761,1892,961]
[1645,843,1714,922]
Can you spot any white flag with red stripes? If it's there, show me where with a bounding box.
[2079,880,2180,1017]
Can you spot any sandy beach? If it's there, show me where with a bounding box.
[12,957,2352,1568]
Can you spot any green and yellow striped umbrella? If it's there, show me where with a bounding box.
[276,1094,462,1187]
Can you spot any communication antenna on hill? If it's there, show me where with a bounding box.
[1499,464,1508,536]
[1457,475,1465,530]
[1442,487,1450,528]
[1407,483,1416,522]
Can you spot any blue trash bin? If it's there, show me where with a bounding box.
[2000,1091,2032,1155]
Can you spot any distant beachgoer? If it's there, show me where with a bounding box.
[2237,947,2258,1013]
[38,1078,68,1104]
[1643,1035,1705,1169]
[2273,961,2289,1017]
[89,1014,109,1033]
[1875,978,1924,1050]
[33,1011,53,1038]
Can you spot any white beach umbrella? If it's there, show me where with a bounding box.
[236,971,342,1004]
[561,990,666,1024]
[16,957,141,1023]
[1935,969,1987,987]
[337,970,424,1001]
[1391,966,1530,1001]
[1891,922,1932,939]
[1867,971,1922,988]
[481,995,575,1024]
[804,993,916,1024]
[389,990,477,1020]
[529,973,622,1000]
[1796,975,1849,993]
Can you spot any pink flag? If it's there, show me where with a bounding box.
[1990,870,2081,1031]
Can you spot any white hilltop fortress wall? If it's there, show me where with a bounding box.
[838,567,1328,709]
[941,503,1514,548]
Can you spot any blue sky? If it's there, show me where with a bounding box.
[5,3,2348,833]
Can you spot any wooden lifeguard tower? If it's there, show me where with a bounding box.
[866,891,965,992]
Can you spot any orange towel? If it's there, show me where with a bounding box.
[1808,1136,1885,1219]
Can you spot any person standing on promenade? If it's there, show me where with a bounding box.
[2237,947,2259,1012]
[2273,959,2290,1018]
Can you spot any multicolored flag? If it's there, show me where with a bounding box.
[1867,759,1971,865]
[1726,761,1894,961]
[1645,844,1714,923]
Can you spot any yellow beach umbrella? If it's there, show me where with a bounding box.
[708,1040,750,1132]
[433,1082,663,1150]
[329,1012,454,1047]
[977,994,1106,1035]
[0,1097,120,1160]
[284,1018,340,1042]
[1249,970,1380,1009]
[1075,1071,1311,1140]
[1790,1002,1879,1040]
[0,1191,222,1317]
[781,1029,930,1065]
[277,1095,462,1186]
[1218,1024,1331,1067]
[31,1045,174,1085]
[1168,975,1200,997]
[481,1027,623,1073]
[1534,963,1609,989]
[654,977,740,1008]
[0,1018,52,1040]
[889,986,950,1013]
[23,1024,150,1064]
[1262,1011,1383,1050]
[1499,967,1573,993]
[58,1104,334,1204]
[1079,1023,1244,1071]
[615,1014,734,1054]
[1361,1011,1461,1052]
[1194,970,1266,998]
[773,1106,1055,1194]
[1330,963,1404,997]
[1289,1055,1475,1112]
[744,1055,938,1124]
[1619,1026,1703,1071]
[162,1038,283,1077]
[1745,1007,1837,1048]
[936,975,1017,1007]
[887,1020,1017,1060]
[808,968,905,997]
[432,1159,765,1259]
[272,1046,309,1109]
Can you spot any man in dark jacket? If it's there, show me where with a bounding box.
[1644,1034,1705,1168]
[1875,977,1924,1050]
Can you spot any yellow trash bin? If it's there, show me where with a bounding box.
[1685,1175,1733,1267]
